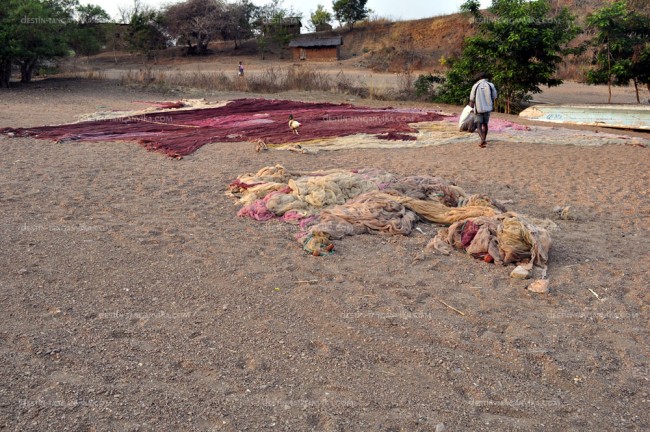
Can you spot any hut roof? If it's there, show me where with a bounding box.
[289,36,343,48]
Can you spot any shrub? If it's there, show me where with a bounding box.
[414,73,445,101]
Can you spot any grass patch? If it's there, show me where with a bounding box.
[120,66,375,99]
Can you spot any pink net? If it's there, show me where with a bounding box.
[237,200,275,221]
[1,98,444,158]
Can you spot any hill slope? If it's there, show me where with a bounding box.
[334,0,647,74]
[338,14,474,72]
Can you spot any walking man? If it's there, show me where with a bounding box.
[469,72,497,148]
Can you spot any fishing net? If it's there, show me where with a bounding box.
[228,165,552,277]
[432,213,552,277]
[0,98,443,158]
[4,98,644,157]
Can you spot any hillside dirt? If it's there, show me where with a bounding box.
[0,78,649,431]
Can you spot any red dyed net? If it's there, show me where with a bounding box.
[1,98,444,158]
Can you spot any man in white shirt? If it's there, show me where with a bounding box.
[469,72,497,148]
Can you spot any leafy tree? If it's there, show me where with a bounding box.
[253,0,300,59]
[332,0,369,31]
[76,3,110,24]
[309,4,332,31]
[2,0,77,84]
[460,0,481,16]
[413,73,445,100]
[0,0,116,86]
[69,4,111,58]
[438,0,581,114]
[586,1,650,103]
[625,6,649,100]
[127,8,166,59]
[435,55,483,106]
[0,0,19,86]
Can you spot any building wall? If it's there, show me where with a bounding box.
[292,46,339,62]
[261,23,301,37]
[286,24,301,36]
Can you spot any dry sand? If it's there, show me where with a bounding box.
[1,78,649,431]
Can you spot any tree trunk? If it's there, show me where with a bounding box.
[607,78,612,103]
[20,59,37,83]
[633,79,640,103]
[20,61,28,83]
[113,34,118,64]
[1,58,11,88]
[607,40,612,103]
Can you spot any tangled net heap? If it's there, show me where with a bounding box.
[0,98,443,158]
[228,165,552,278]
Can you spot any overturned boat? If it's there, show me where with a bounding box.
[519,104,650,131]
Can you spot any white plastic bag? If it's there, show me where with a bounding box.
[459,105,477,132]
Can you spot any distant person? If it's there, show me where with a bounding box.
[238,61,244,77]
[469,72,497,148]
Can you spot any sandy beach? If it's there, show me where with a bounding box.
[1,78,648,431]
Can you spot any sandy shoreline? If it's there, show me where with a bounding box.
[0,79,648,431]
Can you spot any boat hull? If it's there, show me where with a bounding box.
[519,105,650,131]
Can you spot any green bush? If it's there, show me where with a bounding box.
[413,73,445,100]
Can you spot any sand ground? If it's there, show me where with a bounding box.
[0,78,649,431]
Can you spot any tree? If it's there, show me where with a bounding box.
[632,44,650,98]
[2,0,77,84]
[76,3,110,24]
[163,0,255,53]
[460,0,481,16]
[625,6,649,101]
[117,0,146,24]
[309,4,332,31]
[437,0,581,114]
[127,8,166,59]
[221,1,256,49]
[0,0,116,86]
[163,0,228,55]
[0,0,19,86]
[332,0,369,31]
[586,1,650,103]
[253,0,300,59]
[69,4,111,58]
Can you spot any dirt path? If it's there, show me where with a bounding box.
[0,79,648,431]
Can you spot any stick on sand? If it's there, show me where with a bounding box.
[437,299,466,316]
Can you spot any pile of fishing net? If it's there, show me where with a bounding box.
[228,165,552,281]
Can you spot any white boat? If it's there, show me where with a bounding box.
[519,104,650,131]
